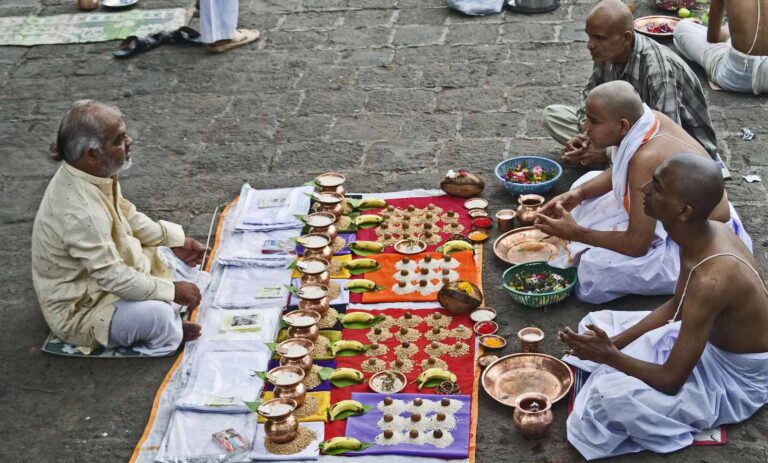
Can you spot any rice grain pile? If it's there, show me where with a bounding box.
[293,395,320,419]
[447,342,470,357]
[302,365,324,390]
[317,307,339,329]
[311,336,332,359]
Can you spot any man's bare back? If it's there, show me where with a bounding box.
[637,111,730,222]
[675,221,768,353]
[716,0,768,55]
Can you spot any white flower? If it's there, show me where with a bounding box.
[445,169,457,179]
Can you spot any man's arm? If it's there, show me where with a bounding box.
[611,299,677,350]
[707,0,728,43]
[120,195,185,248]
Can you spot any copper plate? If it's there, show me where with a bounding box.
[482,353,573,407]
[493,227,569,265]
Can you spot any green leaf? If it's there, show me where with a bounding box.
[320,441,374,455]
[344,263,381,275]
[287,259,299,270]
[340,315,385,329]
[265,342,278,352]
[279,319,288,329]
[284,284,299,296]
[418,377,451,390]
[329,405,373,421]
[346,286,374,294]
[303,180,319,187]
[294,213,307,222]
[330,376,366,388]
[348,243,383,256]
[333,348,367,357]
[318,367,334,380]
[345,198,360,209]
[355,221,380,229]
[243,400,262,414]
[251,370,268,380]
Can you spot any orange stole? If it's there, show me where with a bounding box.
[361,250,478,303]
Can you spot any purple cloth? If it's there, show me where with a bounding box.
[265,360,336,392]
[345,392,471,458]
[295,233,356,256]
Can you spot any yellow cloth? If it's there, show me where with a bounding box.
[31,163,185,352]
[259,391,330,422]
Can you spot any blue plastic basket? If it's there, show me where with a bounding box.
[494,156,562,196]
[502,262,577,308]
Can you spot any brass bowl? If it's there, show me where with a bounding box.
[493,227,568,265]
[437,281,483,314]
[481,353,573,407]
[368,370,407,394]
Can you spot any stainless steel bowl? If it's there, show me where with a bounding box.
[507,0,559,14]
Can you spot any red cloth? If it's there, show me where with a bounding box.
[325,308,475,440]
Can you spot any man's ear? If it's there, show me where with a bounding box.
[619,118,631,136]
[623,30,633,46]
[679,204,695,222]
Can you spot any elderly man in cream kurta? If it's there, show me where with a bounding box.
[32,100,205,355]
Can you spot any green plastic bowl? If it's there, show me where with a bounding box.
[502,261,577,308]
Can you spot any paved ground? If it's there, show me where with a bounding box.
[2,0,768,461]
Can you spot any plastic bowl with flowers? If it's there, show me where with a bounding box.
[494,156,562,196]
[502,261,577,308]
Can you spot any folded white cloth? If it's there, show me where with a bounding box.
[610,103,658,206]
[233,184,313,232]
[198,307,282,343]
[175,340,272,413]
[249,421,324,461]
[216,228,301,268]
[156,410,256,463]
[212,265,292,309]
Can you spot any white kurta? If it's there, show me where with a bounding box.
[199,0,239,44]
[552,171,753,304]
[565,310,768,460]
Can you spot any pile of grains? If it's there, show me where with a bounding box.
[331,236,347,254]
[420,357,448,370]
[326,282,341,303]
[317,307,339,329]
[264,426,317,455]
[377,397,407,414]
[377,315,396,330]
[424,312,452,329]
[311,336,331,359]
[293,395,320,419]
[425,328,449,342]
[366,327,393,343]
[328,260,343,277]
[389,358,414,374]
[450,325,472,340]
[361,357,387,374]
[364,343,389,357]
[396,313,423,329]
[302,365,324,390]
[447,342,470,357]
[377,414,409,432]
[336,216,352,231]
[424,342,449,357]
[394,327,421,343]
[394,343,419,359]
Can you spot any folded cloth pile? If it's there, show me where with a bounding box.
[212,265,292,310]
[216,227,301,268]
[233,184,313,232]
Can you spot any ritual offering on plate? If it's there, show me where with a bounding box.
[473,320,498,336]
[463,197,488,210]
[515,194,545,226]
[440,169,485,198]
[437,281,482,315]
[315,172,346,195]
[267,365,307,406]
[508,269,571,294]
[470,307,496,322]
[297,233,332,261]
[258,398,299,444]
[501,161,558,185]
[277,338,315,373]
[477,354,498,369]
[394,239,427,255]
[369,370,407,394]
[467,208,489,219]
[496,209,516,233]
[295,283,330,314]
[493,227,569,265]
[471,216,493,230]
[304,212,338,240]
[512,392,553,439]
[517,327,544,353]
[283,310,321,341]
[478,334,506,350]
[467,229,489,243]
[481,353,573,407]
[296,257,330,286]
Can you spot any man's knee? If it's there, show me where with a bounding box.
[110,300,180,348]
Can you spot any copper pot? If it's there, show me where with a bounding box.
[284,309,321,342]
[315,172,346,196]
[277,338,315,373]
[78,0,99,10]
[296,283,330,315]
[308,224,338,242]
[258,398,299,444]
[296,257,331,286]
[268,365,307,407]
[301,271,330,287]
[313,192,345,220]
[516,194,545,226]
[305,212,338,241]
[513,392,553,439]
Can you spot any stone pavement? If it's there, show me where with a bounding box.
[1,0,767,461]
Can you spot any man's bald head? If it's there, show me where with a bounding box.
[587,81,644,125]
[658,153,724,221]
[588,0,634,33]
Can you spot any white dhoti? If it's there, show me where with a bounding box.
[554,171,753,304]
[565,310,768,460]
[199,0,239,44]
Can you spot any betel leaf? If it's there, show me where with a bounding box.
[294,213,307,222]
[344,264,381,275]
[303,180,319,187]
[330,376,365,388]
[251,370,268,380]
[265,342,278,352]
[345,198,360,209]
[355,221,380,229]
[347,243,383,256]
[243,400,262,414]
[284,284,299,296]
[341,315,385,330]
[287,259,299,270]
[333,348,368,357]
[279,319,288,329]
[418,377,452,390]
[345,284,385,294]
[319,441,374,455]
[318,367,334,381]
[329,405,373,422]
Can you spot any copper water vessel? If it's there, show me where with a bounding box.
[268,365,307,407]
[513,392,553,439]
[258,398,299,444]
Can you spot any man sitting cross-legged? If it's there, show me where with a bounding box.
[32,100,205,355]
[559,153,768,460]
[534,81,751,304]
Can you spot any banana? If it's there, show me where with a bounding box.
[358,198,387,209]
[441,240,474,254]
[329,367,365,383]
[342,312,375,324]
[331,340,366,356]
[345,279,376,290]
[352,241,384,252]
[355,214,383,226]
[328,400,365,421]
[344,258,378,269]
[322,436,363,453]
[416,368,457,390]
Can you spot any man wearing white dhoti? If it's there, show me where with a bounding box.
[534,81,751,304]
[558,153,768,460]
[198,0,259,53]
[32,100,205,355]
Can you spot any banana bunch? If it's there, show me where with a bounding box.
[327,399,366,421]
[329,367,365,383]
[355,214,383,227]
[344,258,379,270]
[416,368,457,390]
[350,240,384,253]
[345,279,377,291]
[342,312,375,324]
[331,340,367,356]
[441,240,474,254]
[358,198,387,209]
[321,437,364,453]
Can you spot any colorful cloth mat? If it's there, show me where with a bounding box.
[0,8,190,46]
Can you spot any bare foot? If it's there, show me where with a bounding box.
[182,321,202,342]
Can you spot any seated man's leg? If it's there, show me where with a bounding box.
[107,300,183,354]
[542,104,580,145]
[673,20,730,85]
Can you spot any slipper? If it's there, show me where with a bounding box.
[207,28,260,53]
[166,26,203,45]
[112,32,166,59]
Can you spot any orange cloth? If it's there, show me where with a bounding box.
[361,250,478,303]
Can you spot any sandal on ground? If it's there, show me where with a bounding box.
[166,26,203,45]
[112,32,166,59]
[206,28,260,53]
